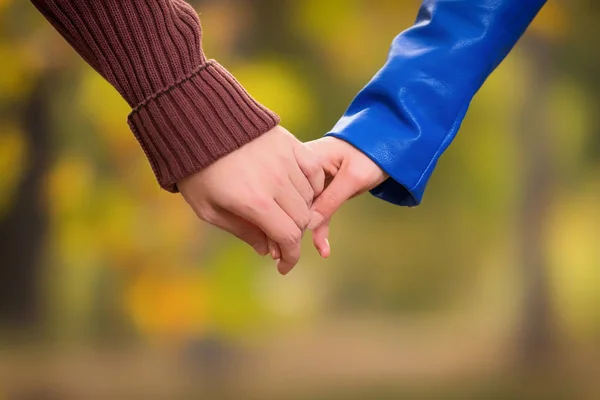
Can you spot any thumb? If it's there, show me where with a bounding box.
[308,165,359,230]
[312,218,330,258]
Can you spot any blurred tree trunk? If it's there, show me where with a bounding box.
[243,0,293,54]
[568,0,600,161]
[0,75,53,329]
[516,36,558,365]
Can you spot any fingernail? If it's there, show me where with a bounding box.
[272,244,281,260]
[267,241,275,259]
[319,238,331,259]
[308,211,325,230]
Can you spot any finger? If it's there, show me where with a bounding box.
[312,218,331,258]
[276,256,296,276]
[273,180,312,274]
[293,144,326,200]
[308,165,359,230]
[229,198,303,275]
[207,206,269,256]
[304,138,341,176]
[275,178,312,232]
[267,238,281,260]
[288,159,315,207]
[267,208,302,275]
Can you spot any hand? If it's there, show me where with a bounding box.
[178,126,325,275]
[305,137,388,258]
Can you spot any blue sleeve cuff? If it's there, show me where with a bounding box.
[325,0,545,207]
[326,100,469,207]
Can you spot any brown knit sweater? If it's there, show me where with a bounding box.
[31,0,280,192]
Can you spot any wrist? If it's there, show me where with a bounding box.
[128,61,279,193]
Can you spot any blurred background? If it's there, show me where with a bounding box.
[1,0,599,398]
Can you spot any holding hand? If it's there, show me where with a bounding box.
[306,137,388,258]
[178,126,325,274]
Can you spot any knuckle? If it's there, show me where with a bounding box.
[320,193,339,211]
[250,194,272,213]
[281,229,302,246]
[239,193,271,216]
[307,159,323,178]
[297,213,311,231]
[273,172,287,187]
[298,148,323,177]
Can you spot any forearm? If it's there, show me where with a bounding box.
[327,0,547,206]
[31,0,279,191]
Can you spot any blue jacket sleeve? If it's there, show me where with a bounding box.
[326,0,547,206]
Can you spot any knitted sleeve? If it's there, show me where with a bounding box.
[31,0,280,191]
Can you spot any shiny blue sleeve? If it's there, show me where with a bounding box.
[326,0,547,206]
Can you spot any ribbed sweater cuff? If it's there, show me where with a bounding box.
[127,60,280,192]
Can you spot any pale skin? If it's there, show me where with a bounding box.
[179,126,387,275]
[306,137,388,260]
[178,125,325,275]
[264,137,388,270]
